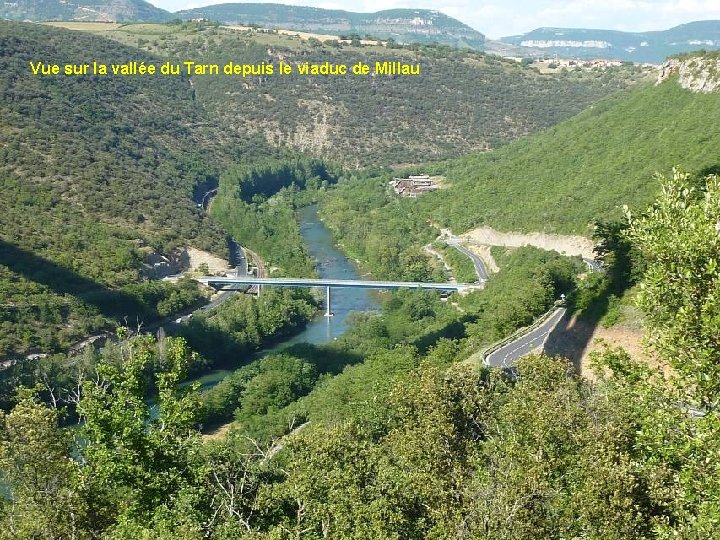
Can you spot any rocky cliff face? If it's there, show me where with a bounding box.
[657,56,720,93]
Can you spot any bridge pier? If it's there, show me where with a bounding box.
[324,286,333,317]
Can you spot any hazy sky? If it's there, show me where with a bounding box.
[152,0,720,38]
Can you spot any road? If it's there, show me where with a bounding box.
[200,187,218,211]
[485,307,566,368]
[446,238,489,281]
[2,241,254,367]
[229,240,248,277]
[582,257,603,273]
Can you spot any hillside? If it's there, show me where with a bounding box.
[92,22,647,167]
[0,0,171,22]
[315,53,720,288]
[0,19,648,358]
[502,20,720,63]
[0,22,236,358]
[420,58,720,235]
[175,4,485,49]
[3,17,720,540]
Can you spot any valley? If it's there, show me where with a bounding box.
[0,10,719,540]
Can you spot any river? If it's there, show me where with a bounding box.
[0,204,377,500]
[185,203,379,392]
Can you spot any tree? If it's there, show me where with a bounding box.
[627,170,720,407]
[622,170,720,537]
[0,390,89,539]
[468,354,650,540]
[76,333,206,534]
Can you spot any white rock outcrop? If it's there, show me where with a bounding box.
[657,57,720,93]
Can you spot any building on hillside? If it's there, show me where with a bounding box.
[389,174,438,198]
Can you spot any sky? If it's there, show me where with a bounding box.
[151,0,720,38]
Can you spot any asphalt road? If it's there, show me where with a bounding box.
[485,307,566,368]
[227,239,247,277]
[446,238,489,281]
[582,257,603,273]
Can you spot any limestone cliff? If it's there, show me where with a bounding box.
[657,56,720,93]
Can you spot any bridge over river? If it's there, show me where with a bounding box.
[197,276,485,316]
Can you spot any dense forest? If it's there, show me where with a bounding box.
[4,19,641,359]
[173,28,650,167]
[1,171,719,538]
[316,68,720,268]
[1,18,719,540]
[210,158,338,276]
[319,170,445,281]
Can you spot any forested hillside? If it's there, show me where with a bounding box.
[0,19,645,359]
[182,30,647,167]
[67,22,650,167]
[1,11,719,539]
[0,22,232,358]
[318,71,720,276]
[416,71,720,236]
[0,0,172,22]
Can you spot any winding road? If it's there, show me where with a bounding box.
[485,307,567,368]
[482,255,602,368]
[446,238,489,281]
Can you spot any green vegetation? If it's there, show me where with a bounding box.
[463,247,580,343]
[628,170,720,405]
[180,288,318,368]
[0,22,239,359]
[3,173,720,537]
[3,16,720,538]
[0,0,172,23]
[190,36,645,166]
[174,6,486,49]
[198,246,582,433]
[70,21,647,167]
[416,77,720,235]
[433,241,479,282]
[319,173,445,281]
[0,19,649,362]
[673,49,720,61]
[210,158,338,276]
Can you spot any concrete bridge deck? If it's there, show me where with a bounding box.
[196,276,485,316]
[197,276,484,291]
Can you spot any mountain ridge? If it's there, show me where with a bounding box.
[4,0,720,61]
[175,4,485,49]
[420,62,720,235]
[0,0,171,22]
[502,20,720,63]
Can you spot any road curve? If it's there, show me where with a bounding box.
[485,307,566,368]
[582,257,603,273]
[446,238,489,281]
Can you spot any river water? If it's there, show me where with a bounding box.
[186,203,379,392]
